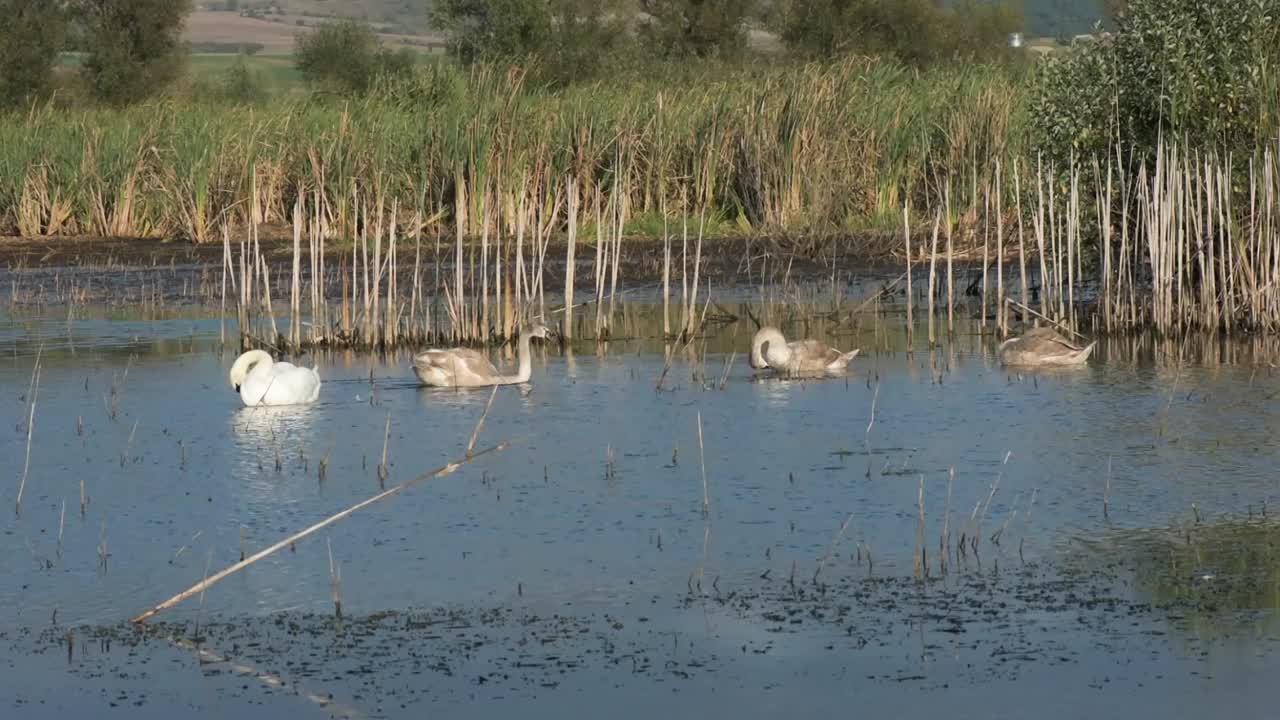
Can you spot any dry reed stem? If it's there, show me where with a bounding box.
[130,435,508,624]
[1104,456,1112,521]
[467,384,500,458]
[697,411,709,517]
[903,205,913,346]
[16,361,39,517]
[377,412,391,485]
[813,511,855,584]
[1004,299,1090,341]
[166,633,361,718]
[914,475,926,578]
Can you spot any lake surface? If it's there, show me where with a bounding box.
[4,280,1280,719]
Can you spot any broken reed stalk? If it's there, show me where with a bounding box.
[467,384,499,457]
[927,210,940,347]
[697,411,709,517]
[1004,298,1090,341]
[1104,455,1112,521]
[166,633,361,719]
[16,361,39,518]
[940,466,954,569]
[914,475,926,578]
[814,511,855,584]
[973,451,1010,551]
[327,537,343,619]
[945,183,955,336]
[864,382,879,477]
[377,411,391,485]
[903,204,913,347]
[130,439,509,624]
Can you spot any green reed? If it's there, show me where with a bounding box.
[0,58,1026,243]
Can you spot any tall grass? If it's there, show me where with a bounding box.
[0,58,1026,243]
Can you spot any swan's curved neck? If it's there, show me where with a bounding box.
[750,335,766,369]
[495,331,535,385]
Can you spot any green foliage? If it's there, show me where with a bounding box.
[639,0,753,59]
[0,0,68,109]
[779,0,1023,67]
[216,55,269,105]
[77,0,192,105]
[0,58,1027,239]
[431,0,552,64]
[1031,0,1280,165]
[294,20,416,95]
[431,0,633,85]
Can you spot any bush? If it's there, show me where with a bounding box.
[219,55,268,104]
[77,0,192,105]
[1032,0,1280,164]
[295,20,416,95]
[779,0,1022,67]
[431,0,551,65]
[639,0,752,60]
[432,0,632,85]
[0,1,68,108]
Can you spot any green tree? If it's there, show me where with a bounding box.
[76,0,192,105]
[1032,0,1280,163]
[295,20,416,95]
[0,0,68,108]
[780,0,1022,66]
[431,0,632,83]
[639,0,753,59]
[431,0,552,65]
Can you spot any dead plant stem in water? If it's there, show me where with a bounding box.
[131,408,509,624]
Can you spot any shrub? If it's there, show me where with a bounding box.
[295,20,416,95]
[432,0,632,85]
[0,0,68,108]
[77,0,192,105]
[638,0,753,60]
[1032,0,1280,164]
[779,0,1022,67]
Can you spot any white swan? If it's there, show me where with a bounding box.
[750,326,859,376]
[228,350,322,407]
[413,324,550,388]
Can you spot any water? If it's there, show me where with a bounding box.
[4,294,1280,718]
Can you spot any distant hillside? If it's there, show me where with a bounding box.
[205,1,433,35]
[186,9,445,54]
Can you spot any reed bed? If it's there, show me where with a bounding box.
[0,59,1020,245]
[12,59,1280,338]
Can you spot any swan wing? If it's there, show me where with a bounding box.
[241,362,321,405]
[414,348,498,387]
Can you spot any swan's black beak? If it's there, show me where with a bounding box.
[234,384,241,393]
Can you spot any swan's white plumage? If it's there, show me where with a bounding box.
[229,350,321,406]
[750,326,859,376]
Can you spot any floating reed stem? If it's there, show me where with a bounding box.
[131,440,509,624]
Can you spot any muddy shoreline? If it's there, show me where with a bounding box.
[0,228,915,283]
